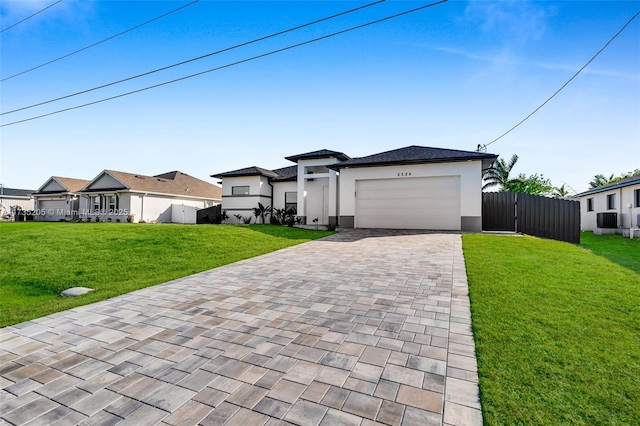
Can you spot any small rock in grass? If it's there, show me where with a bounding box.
[61,287,95,297]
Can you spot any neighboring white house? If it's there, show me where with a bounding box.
[213,146,497,231]
[33,177,90,221]
[78,170,222,223]
[0,186,35,216]
[576,175,640,235]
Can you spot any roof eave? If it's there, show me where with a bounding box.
[285,153,351,163]
[329,155,498,170]
[575,179,640,197]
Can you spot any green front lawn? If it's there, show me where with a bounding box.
[0,222,333,327]
[580,231,640,274]
[463,234,640,425]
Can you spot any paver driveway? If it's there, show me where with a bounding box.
[0,230,481,426]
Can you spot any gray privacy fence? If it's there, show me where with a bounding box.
[482,192,580,244]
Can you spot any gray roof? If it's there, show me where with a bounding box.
[271,166,298,181]
[329,146,497,170]
[285,149,351,163]
[212,166,280,179]
[212,165,298,181]
[214,146,498,181]
[0,187,34,197]
[575,175,640,197]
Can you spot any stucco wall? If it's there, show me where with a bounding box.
[79,193,207,223]
[138,194,206,223]
[580,183,640,231]
[272,181,297,211]
[220,175,275,223]
[338,161,483,224]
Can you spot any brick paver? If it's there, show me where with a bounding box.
[0,230,481,425]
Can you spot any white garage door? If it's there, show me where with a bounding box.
[356,176,461,230]
[39,199,68,221]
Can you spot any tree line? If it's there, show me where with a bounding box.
[483,154,640,198]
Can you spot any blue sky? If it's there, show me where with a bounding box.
[1,0,638,193]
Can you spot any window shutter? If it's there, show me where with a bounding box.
[116,195,119,209]
[100,196,104,210]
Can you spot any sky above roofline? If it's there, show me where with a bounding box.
[1,1,638,194]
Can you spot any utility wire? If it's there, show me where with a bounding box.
[0,0,62,33]
[0,0,448,128]
[2,0,386,116]
[1,0,200,82]
[483,9,640,149]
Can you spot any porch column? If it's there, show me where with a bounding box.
[296,163,306,224]
[328,169,338,227]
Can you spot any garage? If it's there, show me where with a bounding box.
[38,199,69,221]
[355,176,461,230]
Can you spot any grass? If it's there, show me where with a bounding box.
[462,233,640,425]
[0,222,333,327]
[580,231,640,274]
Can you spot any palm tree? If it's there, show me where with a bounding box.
[552,184,570,199]
[252,203,272,224]
[483,154,519,191]
[589,174,614,189]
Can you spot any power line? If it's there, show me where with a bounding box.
[0,0,62,33]
[2,0,386,116]
[482,9,640,150]
[1,0,200,82]
[0,0,448,128]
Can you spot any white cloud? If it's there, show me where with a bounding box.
[464,0,553,42]
[0,0,93,30]
[434,45,640,81]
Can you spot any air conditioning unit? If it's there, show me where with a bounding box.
[596,212,617,228]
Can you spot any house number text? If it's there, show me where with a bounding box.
[397,172,412,177]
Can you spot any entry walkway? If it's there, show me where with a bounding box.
[0,230,481,425]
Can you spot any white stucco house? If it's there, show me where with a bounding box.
[213,146,497,231]
[575,175,640,235]
[33,177,90,221]
[34,171,221,223]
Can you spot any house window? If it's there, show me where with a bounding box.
[587,198,594,212]
[285,192,297,214]
[607,194,616,210]
[635,189,640,208]
[93,196,101,213]
[232,186,250,195]
[108,195,116,213]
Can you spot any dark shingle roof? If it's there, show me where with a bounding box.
[212,165,298,181]
[285,149,351,163]
[272,166,298,181]
[576,175,640,197]
[211,166,280,179]
[329,146,497,170]
[0,187,34,197]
